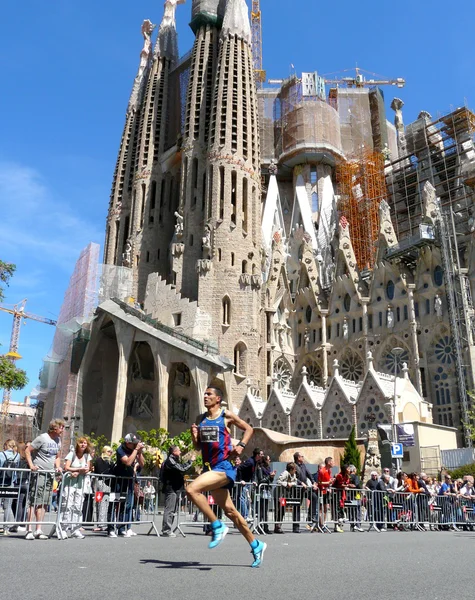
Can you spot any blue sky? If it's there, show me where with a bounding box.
[1,0,474,403]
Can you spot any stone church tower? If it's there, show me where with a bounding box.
[104,0,265,407]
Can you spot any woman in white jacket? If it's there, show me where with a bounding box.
[60,437,91,539]
[274,462,298,534]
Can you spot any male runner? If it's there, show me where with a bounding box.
[187,387,266,568]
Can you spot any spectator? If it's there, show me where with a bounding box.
[81,445,95,524]
[160,445,193,538]
[458,479,475,531]
[381,467,397,489]
[417,473,432,530]
[255,455,275,535]
[365,471,380,529]
[274,462,298,533]
[375,473,394,531]
[133,463,144,522]
[293,451,317,532]
[9,442,29,533]
[92,445,115,535]
[333,464,350,533]
[143,480,156,513]
[24,419,65,540]
[113,433,145,538]
[0,439,20,535]
[237,448,263,522]
[317,457,334,533]
[347,464,363,532]
[438,474,458,530]
[60,437,92,539]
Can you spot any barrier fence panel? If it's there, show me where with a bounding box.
[55,473,160,539]
[1,467,58,537]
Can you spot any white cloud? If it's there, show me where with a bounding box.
[0,161,103,270]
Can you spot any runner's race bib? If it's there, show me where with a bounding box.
[200,426,219,443]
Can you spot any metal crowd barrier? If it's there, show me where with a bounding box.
[55,473,160,539]
[0,466,161,539]
[1,466,58,537]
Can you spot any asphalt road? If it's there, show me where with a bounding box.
[1,524,473,600]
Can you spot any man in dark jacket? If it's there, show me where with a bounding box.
[237,448,263,521]
[293,452,316,532]
[161,445,193,537]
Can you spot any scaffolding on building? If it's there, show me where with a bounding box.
[336,150,388,270]
[385,106,475,444]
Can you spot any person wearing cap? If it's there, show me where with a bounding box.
[113,433,145,538]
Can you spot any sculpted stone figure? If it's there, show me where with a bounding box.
[161,0,185,28]
[174,210,184,239]
[435,295,443,318]
[202,225,211,258]
[342,319,349,340]
[122,239,132,267]
[387,305,394,329]
[138,20,156,79]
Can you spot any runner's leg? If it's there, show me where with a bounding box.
[213,488,254,544]
[186,471,230,523]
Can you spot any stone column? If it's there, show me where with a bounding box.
[407,284,423,395]
[111,341,131,442]
[154,354,170,431]
[361,298,369,372]
[321,310,328,387]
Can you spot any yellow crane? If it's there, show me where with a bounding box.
[251,0,266,88]
[0,299,56,417]
[323,67,405,89]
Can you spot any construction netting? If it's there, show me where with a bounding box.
[37,244,133,447]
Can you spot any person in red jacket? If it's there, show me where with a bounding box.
[333,465,350,533]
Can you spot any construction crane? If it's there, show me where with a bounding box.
[0,299,56,417]
[323,67,405,89]
[251,0,266,88]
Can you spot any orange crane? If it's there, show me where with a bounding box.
[0,299,56,416]
[251,0,266,88]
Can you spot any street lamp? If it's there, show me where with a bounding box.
[392,347,405,472]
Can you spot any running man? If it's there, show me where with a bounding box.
[187,387,266,568]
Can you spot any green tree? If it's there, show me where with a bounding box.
[341,426,361,474]
[0,260,29,395]
[0,355,28,390]
[0,260,15,303]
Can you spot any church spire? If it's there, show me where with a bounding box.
[221,0,251,43]
[155,0,185,62]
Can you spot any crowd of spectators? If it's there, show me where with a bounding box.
[2,429,475,539]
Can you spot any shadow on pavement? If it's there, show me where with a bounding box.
[140,558,246,570]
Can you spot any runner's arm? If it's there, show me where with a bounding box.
[225,411,253,457]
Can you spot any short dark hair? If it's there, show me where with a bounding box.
[168,445,180,455]
[206,386,224,401]
[252,448,261,458]
[325,456,333,466]
[293,451,303,462]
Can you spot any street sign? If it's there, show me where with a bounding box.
[391,443,404,458]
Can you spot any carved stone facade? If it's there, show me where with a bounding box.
[92,0,475,440]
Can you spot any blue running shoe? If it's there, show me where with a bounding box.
[208,522,229,549]
[250,540,267,568]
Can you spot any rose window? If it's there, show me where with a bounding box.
[385,348,409,374]
[434,336,455,365]
[273,358,292,391]
[341,353,364,382]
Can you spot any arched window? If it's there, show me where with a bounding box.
[344,294,351,312]
[222,296,231,326]
[234,342,247,375]
[386,280,395,300]
[242,260,248,274]
[434,265,444,286]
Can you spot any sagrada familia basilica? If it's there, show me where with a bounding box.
[42,0,475,450]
